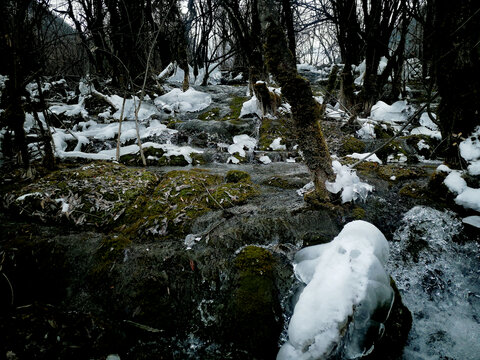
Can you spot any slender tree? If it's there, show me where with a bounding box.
[258,0,334,203]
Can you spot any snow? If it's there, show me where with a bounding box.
[325,160,374,203]
[239,95,263,118]
[154,88,211,113]
[259,155,272,164]
[459,126,480,162]
[410,126,442,140]
[227,134,257,158]
[107,94,159,121]
[417,139,430,150]
[419,112,438,130]
[296,64,319,73]
[346,152,383,164]
[463,215,480,229]
[278,221,393,360]
[455,188,480,212]
[227,156,240,164]
[444,171,467,195]
[468,161,480,176]
[370,100,412,123]
[163,62,222,85]
[269,137,286,151]
[16,192,43,201]
[356,120,376,139]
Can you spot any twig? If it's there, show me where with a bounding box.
[123,320,163,333]
[202,183,224,209]
[2,273,14,305]
[349,92,439,169]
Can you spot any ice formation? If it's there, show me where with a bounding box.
[227,134,257,157]
[154,88,211,113]
[370,100,412,123]
[325,160,373,203]
[278,221,394,360]
[240,95,263,118]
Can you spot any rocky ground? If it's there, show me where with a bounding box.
[0,68,479,359]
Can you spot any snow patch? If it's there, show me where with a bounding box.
[227,134,257,158]
[346,152,383,164]
[325,160,374,203]
[278,221,393,360]
[269,137,286,151]
[154,88,211,113]
[240,95,263,118]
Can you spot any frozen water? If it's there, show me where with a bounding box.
[387,206,480,360]
[325,160,374,203]
[154,88,212,113]
[278,221,393,360]
[346,152,383,164]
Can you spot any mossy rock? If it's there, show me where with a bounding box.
[120,147,192,167]
[427,171,450,201]
[399,182,427,199]
[352,206,366,220]
[220,96,249,121]
[225,170,251,183]
[258,115,294,151]
[376,141,406,164]
[261,176,299,189]
[377,165,426,181]
[198,107,220,121]
[120,169,258,240]
[224,246,282,359]
[374,124,395,140]
[340,136,366,156]
[6,162,159,228]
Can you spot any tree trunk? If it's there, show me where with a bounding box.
[258,0,334,203]
[433,0,480,165]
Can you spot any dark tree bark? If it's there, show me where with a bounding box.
[432,0,480,165]
[258,0,334,203]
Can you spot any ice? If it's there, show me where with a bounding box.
[356,120,376,139]
[387,206,480,360]
[346,152,383,164]
[463,215,480,228]
[370,100,412,123]
[459,126,480,162]
[227,134,257,157]
[154,88,211,113]
[107,94,159,121]
[417,139,430,150]
[325,160,374,203]
[279,221,393,360]
[162,62,222,85]
[259,155,272,164]
[468,160,480,176]
[269,137,286,151]
[455,188,480,212]
[410,126,442,140]
[444,171,467,195]
[440,164,480,213]
[419,112,438,130]
[239,95,263,118]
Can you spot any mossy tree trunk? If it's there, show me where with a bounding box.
[258,0,333,202]
[432,0,480,166]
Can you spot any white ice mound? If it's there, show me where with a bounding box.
[278,221,394,360]
[325,160,373,203]
[154,88,211,113]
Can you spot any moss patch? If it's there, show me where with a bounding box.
[261,176,299,189]
[258,115,294,151]
[377,165,426,181]
[5,162,159,228]
[340,136,366,156]
[120,169,258,240]
[198,107,220,121]
[225,170,251,183]
[226,246,281,358]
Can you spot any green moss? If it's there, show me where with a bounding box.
[261,176,298,189]
[258,115,293,151]
[89,234,131,282]
[340,136,365,156]
[399,183,427,199]
[10,162,159,228]
[190,153,206,165]
[374,124,395,139]
[120,169,258,240]
[227,246,281,358]
[225,170,251,183]
[377,165,426,181]
[376,140,406,163]
[198,107,220,121]
[352,206,366,219]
